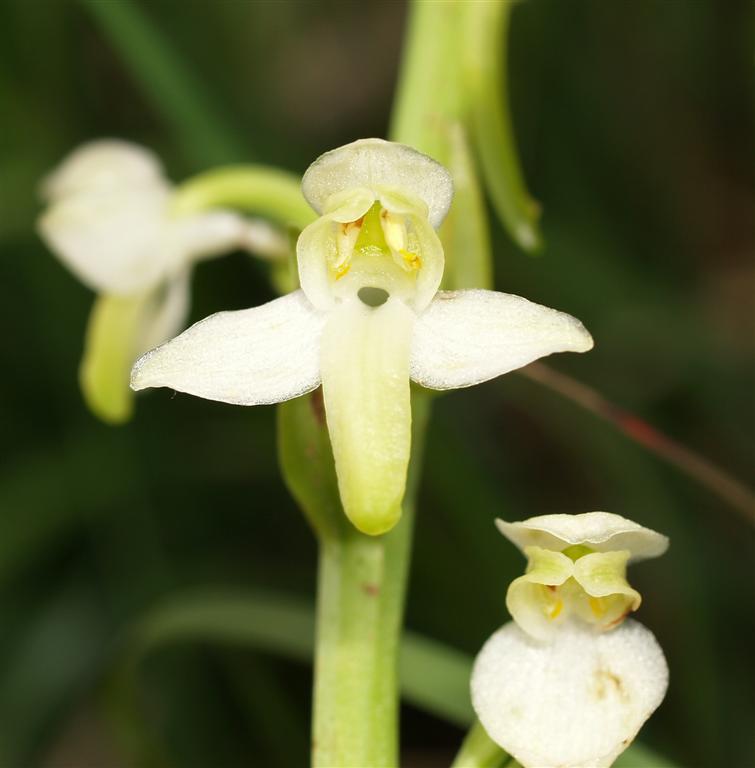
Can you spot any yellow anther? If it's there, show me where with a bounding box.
[548,600,564,620]
[334,219,362,274]
[380,209,408,252]
[334,262,351,280]
[400,249,421,270]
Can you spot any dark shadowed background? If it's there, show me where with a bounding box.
[1,1,753,766]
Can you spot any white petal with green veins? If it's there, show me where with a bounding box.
[319,295,415,535]
[131,290,324,406]
[410,289,594,390]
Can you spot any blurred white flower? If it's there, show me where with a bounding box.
[38,140,277,422]
[472,512,669,768]
[131,139,593,533]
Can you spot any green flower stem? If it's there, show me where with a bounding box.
[172,166,315,230]
[311,392,431,767]
[451,719,509,768]
[391,0,492,293]
[390,0,463,164]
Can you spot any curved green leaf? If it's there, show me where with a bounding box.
[462,0,542,252]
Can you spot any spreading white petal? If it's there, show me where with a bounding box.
[38,185,171,294]
[169,210,270,265]
[471,620,669,768]
[496,512,669,562]
[137,269,192,354]
[320,295,415,535]
[41,140,164,201]
[410,289,594,390]
[237,219,289,260]
[131,290,325,406]
[301,138,453,229]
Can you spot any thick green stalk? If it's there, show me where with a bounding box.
[172,166,315,230]
[303,2,490,764]
[390,0,463,164]
[311,394,430,767]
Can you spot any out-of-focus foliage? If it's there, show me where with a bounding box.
[0,1,752,766]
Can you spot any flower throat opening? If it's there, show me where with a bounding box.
[358,286,390,307]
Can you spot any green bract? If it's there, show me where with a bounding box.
[131,139,594,534]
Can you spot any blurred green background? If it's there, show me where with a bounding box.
[1,1,753,766]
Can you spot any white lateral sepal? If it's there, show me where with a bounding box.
[409,289,594,390]
[131,290,325,406]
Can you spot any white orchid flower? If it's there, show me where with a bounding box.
[471,512,669,768]
[130,139,593,534]
[38,140,279,422]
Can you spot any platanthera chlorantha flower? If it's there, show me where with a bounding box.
[38,140,282,423]
[471,512,669,768]
[130,139,593,535]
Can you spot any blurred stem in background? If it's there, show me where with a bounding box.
[82,0,247,165]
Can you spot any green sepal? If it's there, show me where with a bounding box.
[277,391,345,540]
[79,292,149,424]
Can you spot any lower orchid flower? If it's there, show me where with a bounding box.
[130,139,594,535]
[471,512,669,768]
[38,140,282,423]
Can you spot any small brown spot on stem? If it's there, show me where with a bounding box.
[361,582,380,597]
